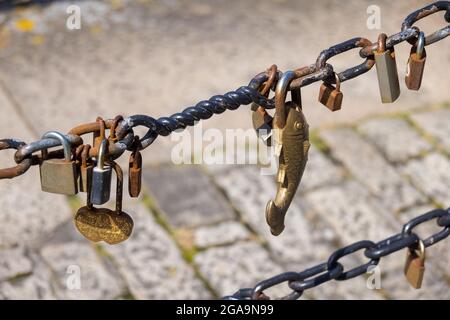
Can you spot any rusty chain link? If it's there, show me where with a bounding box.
[223,208,450,300]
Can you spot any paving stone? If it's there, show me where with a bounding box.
[358,118,432,163]
[143,165,234,228]
[209,165,338,268]
[300,144,345,191]
[0,247,33,282]
[106,204,211,299]
[193,221,250,248]
[0,252,56,299]
[402,153,450,206]
[411,109,450,151]
[305,181,399,246]
[194,242,285,297]
[321,128,425,212]
[0,87,72,247]
[40,242,124,299]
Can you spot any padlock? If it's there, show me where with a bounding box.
[75,160,134,244]
[90,138,112,205]
[405,31,427,91]
[128,138,142,198]
[79,144,94,193]
[318,72,343,111]
[39,131,78,195]
[252,106,273,146]
[404,239,426,289]
[374,33,400,103]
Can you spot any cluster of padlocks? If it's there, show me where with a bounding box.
[38,118,141,244]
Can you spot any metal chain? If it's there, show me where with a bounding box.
[1,1,449,179]
[223,208,450,300]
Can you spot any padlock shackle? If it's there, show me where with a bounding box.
[41,131,72,161]
[377,33,388,53]
[96,139,108,170]
[415,31,425,59]
[81,144,91,168]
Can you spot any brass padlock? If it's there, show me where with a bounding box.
[90,138,112,205]
[318,72,343,111]
[374,33,400,103]
[79,144,93,193]
[404,239,426,289]
[75,160,134,245]
[252,106,273,146]
[39,131,78,195]
[405,31,427,91]
[128,139,142,198]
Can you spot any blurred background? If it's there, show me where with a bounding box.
[0,0,449,299]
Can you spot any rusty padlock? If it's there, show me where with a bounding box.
[318,72,343,111]
[405,31,427,91]
[79,144,94,193]
[374,33,400,103]
[404,239,426,289]
[39,131,78,195]
[128,137,142,198]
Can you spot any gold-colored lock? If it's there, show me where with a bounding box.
[74,160,133,245]
[318,72,343,112]
[405,31,427,91]
[39,131,78,195]
[404,239,426,289]
[374,33,400,103]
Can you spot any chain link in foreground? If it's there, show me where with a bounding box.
[223,208,450,300]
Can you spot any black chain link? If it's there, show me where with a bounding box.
[223,208,450,300]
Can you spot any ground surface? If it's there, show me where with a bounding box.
[0,0,449,299]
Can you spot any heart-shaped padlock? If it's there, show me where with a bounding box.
[74,155,134,244]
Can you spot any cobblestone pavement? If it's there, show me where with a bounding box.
[0,0,449,299]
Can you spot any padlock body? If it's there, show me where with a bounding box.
[74,206,133,244]
[40,159,78,195]
[79,164,94,193]
[374,49,400,103]
[252,109,273,146]
[405,48,426,91]
[90,165,112,205]
[129,167,142,198]
[404,250,425,289]
[318,83,343,111]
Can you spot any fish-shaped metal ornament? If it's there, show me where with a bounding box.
[265,71,310,236]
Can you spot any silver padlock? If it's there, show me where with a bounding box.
[90,138,112,205]
[374,33,400,103]
[40,131,78,195]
